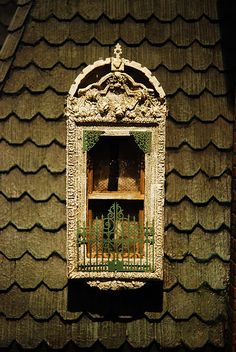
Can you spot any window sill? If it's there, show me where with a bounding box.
[88,191,144,200]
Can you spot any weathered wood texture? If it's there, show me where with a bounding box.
[0,0,17,50]
[0,0,234,351]
[230,120,236,351]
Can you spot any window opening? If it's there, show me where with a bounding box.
[88,136,144,193]
[77,135,153,272]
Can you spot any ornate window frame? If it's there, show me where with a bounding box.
[65,45,168,290]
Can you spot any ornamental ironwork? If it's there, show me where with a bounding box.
[77,202,155,272]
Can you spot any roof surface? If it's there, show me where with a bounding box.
[0,0,234,350]
[0,0,17,49]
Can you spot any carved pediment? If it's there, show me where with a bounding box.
[66,71,167,125]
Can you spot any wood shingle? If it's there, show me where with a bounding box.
[0,0,233,350]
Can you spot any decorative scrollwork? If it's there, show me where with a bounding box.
[66,71,166,125]
[83,131,104,152]
[130,131,152,154]
[77,202,155,273]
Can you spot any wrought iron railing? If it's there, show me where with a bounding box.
[77,203,155,272]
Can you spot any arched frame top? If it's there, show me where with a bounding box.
[69,57,166,99]
[65,47,168,125]
[65,46,167,290]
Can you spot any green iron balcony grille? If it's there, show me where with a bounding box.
[77,202,155,272]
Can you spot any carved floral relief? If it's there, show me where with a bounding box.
[66,71,166,124]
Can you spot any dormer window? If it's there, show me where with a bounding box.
[65,45,167,289]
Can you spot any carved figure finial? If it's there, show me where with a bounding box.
[111,43,124,71]
[114,43,122,60]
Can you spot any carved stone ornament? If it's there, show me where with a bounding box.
[65,43,167,125]
[65,45,168,290]
[66,71,166,124]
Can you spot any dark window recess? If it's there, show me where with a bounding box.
[77,136,155,272]
[89,136,144,193]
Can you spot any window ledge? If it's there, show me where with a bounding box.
[88,192,144,200]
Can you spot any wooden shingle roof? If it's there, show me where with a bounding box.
[0,0,16,47]
[0,0,234,350]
